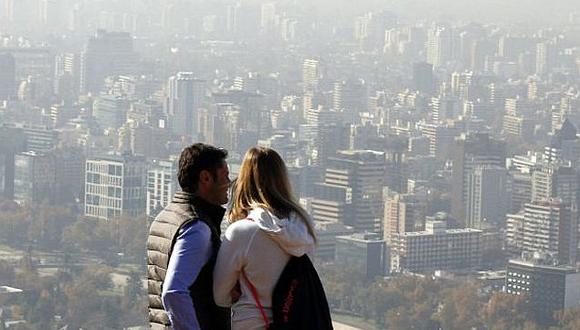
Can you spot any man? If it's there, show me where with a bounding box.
[147,143,231,329]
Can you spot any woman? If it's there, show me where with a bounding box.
[213,147,317,329]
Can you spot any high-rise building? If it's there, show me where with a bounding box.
[384,193,426,245]
[426,25,453,68]
[325,150,385,233]
[390,220,482,273]
[166,72,206,139]
[506,254,580,326]
[85,155,147,220]
[506,199,577,265]
[146,158,178,218]
[531,163,578,206]
[54,147,85,204]
[430,96,458,123]
[1,123,58,153]
[509,170,533,213]
[314,221,355,260]
[310,182,353,224]
[0,127,26,199]
[0,53,16,100]
[54,53,80,101]
[302,59,320,92]
[335,232,385,279]
[536,41,556,76]
[13,151,56,203]
[80,30,137,94]
[466,165,510,228]
[503,114,535,141]
[545,119,580,165]
[93,94,129,129]
[412,62,434,94]
[419,122,461,160]
[451,133,506,226]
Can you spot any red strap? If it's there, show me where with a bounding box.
[241,217,269,328]
[242,270,270,328]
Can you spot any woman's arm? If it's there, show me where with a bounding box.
[213,220,257,307]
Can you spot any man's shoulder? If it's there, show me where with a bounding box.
[179,219,212,241]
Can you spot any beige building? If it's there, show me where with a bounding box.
[390,220,482,273]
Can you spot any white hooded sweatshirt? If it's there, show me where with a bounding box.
[213,207,316,329]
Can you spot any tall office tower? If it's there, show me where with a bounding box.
[506,255,580,326]
[0,53,16,100]
[85,155,147,221]
[166,72,206,139]
[466,165,510,228]
[325,150,385,234]
[80,30,137,94]
[412,62,434,94]
[146,158,178,218]
[507,199,577,265]
[13,151,57,203]
[383,193,426,245]
[426,25,453,68]
[535,41,556,76]
[302,59,320,92]
[451,133,506,227]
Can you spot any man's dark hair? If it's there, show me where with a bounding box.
[178,143,228,192]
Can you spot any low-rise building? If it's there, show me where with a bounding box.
[391,220,482,273]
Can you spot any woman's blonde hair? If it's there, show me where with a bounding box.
[228,147,317,243]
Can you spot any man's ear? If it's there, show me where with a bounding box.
[199,170,212,186]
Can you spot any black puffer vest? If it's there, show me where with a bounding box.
[147,191,230,329]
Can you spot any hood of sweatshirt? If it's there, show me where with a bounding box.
[247,207,315,257]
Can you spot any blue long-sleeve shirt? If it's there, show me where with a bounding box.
[162,220,213,330]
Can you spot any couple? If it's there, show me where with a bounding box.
[147,143,321,330]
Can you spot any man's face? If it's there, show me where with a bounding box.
[206,162,231,206]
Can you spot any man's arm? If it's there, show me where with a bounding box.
[162,221,212,330]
